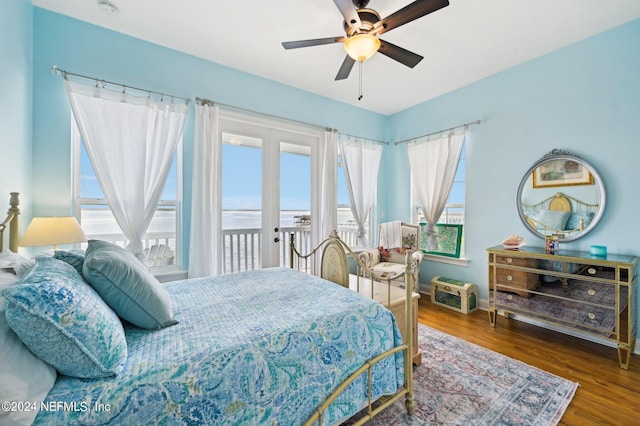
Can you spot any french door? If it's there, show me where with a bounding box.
[219,113,322,271]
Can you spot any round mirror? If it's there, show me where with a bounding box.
[516,149,605,242]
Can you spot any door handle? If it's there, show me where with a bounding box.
[274,237,280,243]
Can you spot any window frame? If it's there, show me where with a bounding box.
[411,139,469,265]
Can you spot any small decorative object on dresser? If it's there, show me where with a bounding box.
[430,276,478,314]
[487,245,637,369]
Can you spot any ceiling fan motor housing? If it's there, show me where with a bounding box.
[344,8,381,36]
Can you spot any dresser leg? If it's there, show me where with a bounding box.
[488,309,496,326]
[618,345,631,370]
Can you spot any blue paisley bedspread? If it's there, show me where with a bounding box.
[34,267,404,425]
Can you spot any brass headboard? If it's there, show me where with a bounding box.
[0,192,20,252]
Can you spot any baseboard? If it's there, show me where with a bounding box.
[418,282,639,356]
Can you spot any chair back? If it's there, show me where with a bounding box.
[377,222,420,264]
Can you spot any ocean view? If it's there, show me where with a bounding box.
[80,208,356,236]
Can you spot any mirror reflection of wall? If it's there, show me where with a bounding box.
[521,173,600,207]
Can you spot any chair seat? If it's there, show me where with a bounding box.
[371,262,406,280]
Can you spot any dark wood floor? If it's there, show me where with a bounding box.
[416,296,640,426]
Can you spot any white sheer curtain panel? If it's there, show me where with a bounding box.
[339,137,383,247]
[408,132,466,251]
[65,80,187,258]
[313,130,338,246]
[188,104,222,278]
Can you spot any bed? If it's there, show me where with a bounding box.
[522,192,598,237]
[0,193,415,426]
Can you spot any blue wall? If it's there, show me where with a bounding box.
[31,8,387,264]
[0,0,32,222]
[383,19,640,296]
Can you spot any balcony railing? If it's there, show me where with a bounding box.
[222,224,360,274]
[81,225,359,274]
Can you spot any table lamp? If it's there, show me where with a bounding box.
[19,217,88,249]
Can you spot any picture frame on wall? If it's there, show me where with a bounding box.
[532,159,594,188]
[420,223,463,258]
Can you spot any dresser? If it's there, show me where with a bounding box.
[349,275,422,365]
[487,246,637,369]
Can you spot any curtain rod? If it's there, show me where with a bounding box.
[394,119,481,145]
[52,66,191,104]
[196,97,335,133]
[338,132,389,145]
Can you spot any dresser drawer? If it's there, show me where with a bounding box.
[493,268,538,297]
[495,255,534,267]
[490,257,539,298]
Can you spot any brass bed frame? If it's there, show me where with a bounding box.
[290,231,415,426]
[523,191,599,235]
[1,194,415,426]
[0,192,20,252]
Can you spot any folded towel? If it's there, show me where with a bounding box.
[379,221,403,249]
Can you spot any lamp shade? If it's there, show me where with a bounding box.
[19,217,88,248]
[343,33,381,62]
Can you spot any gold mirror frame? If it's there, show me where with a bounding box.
[516,149,606,242]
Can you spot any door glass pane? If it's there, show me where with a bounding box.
[221,133,262,273]
[280,142,311,267]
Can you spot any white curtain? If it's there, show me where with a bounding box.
[339,137,383,247]
[188,104,222,278]
[312,129,338,246]
[65,80,187,258]
[408,132,466,251]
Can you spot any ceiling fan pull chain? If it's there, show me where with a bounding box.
[358,61,363,101]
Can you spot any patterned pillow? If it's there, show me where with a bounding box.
[53,249,85,274]
[565,212,595,230]
[2,257,127,378]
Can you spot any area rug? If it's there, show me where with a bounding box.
[492,277,626,336]
[347,324,578,425]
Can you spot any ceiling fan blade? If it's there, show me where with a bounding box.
[335,55,356,80]
[378,39,423,68]
[333,0,362,32]
[282,36,345,50]
[372,0,449,36]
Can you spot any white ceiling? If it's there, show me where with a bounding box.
[32,0,640,115]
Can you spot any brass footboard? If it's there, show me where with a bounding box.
[291,230,415,426]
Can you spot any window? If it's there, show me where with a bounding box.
[414,141,466,257]
[72,123,182,268]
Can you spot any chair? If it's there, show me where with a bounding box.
[358,222,423,291]
[144,244,175,267]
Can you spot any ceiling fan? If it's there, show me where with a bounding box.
[282,0,450,81]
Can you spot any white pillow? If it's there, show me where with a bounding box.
[0,269,57,425]
[0,250,35,277]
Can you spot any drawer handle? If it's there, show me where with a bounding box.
[506,258,513,264]
[588,313,596,320]
[587,267,596,275]
[507,294,513,300]
[507,275,513,281]
[587,289,596,296]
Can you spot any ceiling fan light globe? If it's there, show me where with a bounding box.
[343,34,380,62]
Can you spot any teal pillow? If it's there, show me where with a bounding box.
[537,209,570,231]
[82,240,178,329]
[3,257,127,378]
